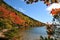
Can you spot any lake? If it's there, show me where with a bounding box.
[20,26,47,40]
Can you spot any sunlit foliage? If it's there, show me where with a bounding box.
[0,0,45,40]
[51,8,60,16]
[24,0,59,6]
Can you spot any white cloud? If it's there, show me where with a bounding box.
[46,2,60,12]
[19,8,25,13]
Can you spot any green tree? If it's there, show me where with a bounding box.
[4,27,19,39]
[0,21,6,29]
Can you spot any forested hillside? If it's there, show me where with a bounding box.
[0,0,45,40]
[0,0,45,28]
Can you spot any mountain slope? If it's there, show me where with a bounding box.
[0,0,45,29]
[0,0,46,39]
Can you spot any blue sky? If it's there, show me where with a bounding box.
[4,0,53,23]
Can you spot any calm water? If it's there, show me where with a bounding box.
[21,26,47,40]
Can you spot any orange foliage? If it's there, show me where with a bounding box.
[0,6,25,25]
[51,8,60,15]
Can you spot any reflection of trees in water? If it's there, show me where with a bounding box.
[40,24,57,40]
[40,13,60,40]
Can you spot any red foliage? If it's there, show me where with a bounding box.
[0,6,25,25]
[51,8,60,15]
[51,9,56,15]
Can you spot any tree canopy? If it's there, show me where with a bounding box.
[24,0,59,6]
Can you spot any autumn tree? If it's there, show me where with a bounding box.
[24,0,59,6]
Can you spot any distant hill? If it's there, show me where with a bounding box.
[0,0,46,39]
[0,0,45,29]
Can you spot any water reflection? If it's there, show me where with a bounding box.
[26,27,47,36]
[22,27,47,40]
[20,26,60,40]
